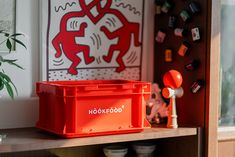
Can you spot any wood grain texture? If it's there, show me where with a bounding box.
[0,127,197,153]
[205,0,220,157]
[218,127,235,141]
[218,140,235,157]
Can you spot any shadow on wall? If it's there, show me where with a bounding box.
[0,97,38,129]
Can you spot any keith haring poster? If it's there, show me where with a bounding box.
[40,0,145,81]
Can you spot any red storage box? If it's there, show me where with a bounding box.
[36,80,151,138]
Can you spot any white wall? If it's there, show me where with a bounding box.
[0,0,39,129]
[0,0,154,129]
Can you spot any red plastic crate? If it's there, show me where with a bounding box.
[36,80,151,138]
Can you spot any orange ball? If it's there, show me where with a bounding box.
[163,70,183,88]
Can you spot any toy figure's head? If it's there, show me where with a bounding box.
[163,70,183,89]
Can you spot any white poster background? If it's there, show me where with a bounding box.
[40,0,145,81]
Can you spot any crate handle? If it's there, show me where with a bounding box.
[84,85,118,91]
[98,84,118,90]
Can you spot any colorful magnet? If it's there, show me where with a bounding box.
[155,29,166,43]
[191,80,204,93]
[185,60,200,71]
[155,0,162,14]
[180,10,191,22]
[178,41,190,56]
[165,49,173,62]
[161,1,173,13]
[155,5,162,14]
[189,1,201,15]
[191,27,200,41]
[174,28,187,37]
[168,15,177,28]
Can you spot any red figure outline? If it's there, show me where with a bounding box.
[52,12,95,75]
[79,0,112,24]
[79,0,142,72]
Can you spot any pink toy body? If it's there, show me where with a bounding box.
[146,83,168,124]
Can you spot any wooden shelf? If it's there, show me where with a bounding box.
[218,127,235,141]
[0,127,197,153]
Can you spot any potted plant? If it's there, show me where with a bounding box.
[0,30,26,98]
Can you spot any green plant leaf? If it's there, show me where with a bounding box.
[0,78,4,91]
[11,38,27,49]
[9,80,18,96]
[0,30,27,98]
[2,59,17,62]
[10,33,24,37]
[2,59,24,70]
[6,39,12,52]
[4,33,9,37]
[4,82,14,99]
[9,62,24,70]
[0,72,17,98]
[0,72,11,82]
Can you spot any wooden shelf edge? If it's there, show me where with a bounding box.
[218,127,235,142]
[0,127,197,153]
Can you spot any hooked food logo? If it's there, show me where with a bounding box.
[88,105,125,115]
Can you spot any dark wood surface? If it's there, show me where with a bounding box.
[154,0,208,128]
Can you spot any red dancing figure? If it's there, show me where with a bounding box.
[80,0,142,72]
[52,11,95,75]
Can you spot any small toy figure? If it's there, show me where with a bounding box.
[146,83,168,124]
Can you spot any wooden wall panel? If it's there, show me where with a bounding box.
[218,141,235,157]
[206,0,220,156]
